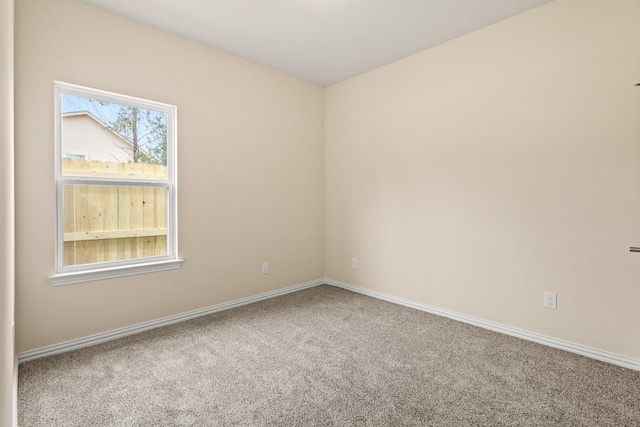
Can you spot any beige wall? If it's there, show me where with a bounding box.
[1,0,15,423]
[325,0,640,359]
[15,0,324,352]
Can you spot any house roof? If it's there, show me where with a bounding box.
[63,111,134,148]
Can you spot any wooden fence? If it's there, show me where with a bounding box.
[62,158,167,266]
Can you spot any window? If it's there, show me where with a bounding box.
[50,82,182,285]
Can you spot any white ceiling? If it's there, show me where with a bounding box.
[81,0,554,86]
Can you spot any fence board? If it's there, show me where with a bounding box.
[89,185,105,263]
[130,186,144,259]
[64,228,167,241]
[143,186,155,258]
[63,185,76,266]
[74,185,90,265]
[155,187,167,256]
[103,185,118,261]
[62,159,167,267]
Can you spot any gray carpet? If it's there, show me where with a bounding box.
[18,285,640,426]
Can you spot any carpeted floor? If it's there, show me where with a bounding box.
[18,285,640,426]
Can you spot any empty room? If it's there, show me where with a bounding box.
[2,0,640,425]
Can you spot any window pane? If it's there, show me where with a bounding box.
[62,184,168,266]
[61,94,168,180]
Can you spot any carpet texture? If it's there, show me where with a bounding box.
[18,285,640,426]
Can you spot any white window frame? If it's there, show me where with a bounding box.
[49,81,182,285]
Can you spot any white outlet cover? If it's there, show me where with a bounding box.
[352,258,358,269]
[262,262,269,274]
[543,291,557,310]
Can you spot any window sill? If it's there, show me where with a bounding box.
[49,259,183,286]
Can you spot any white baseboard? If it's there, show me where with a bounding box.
[19,277,640,372]
[18,279,325,364]
[325,279,640,372]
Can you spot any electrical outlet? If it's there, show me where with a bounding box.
[262,262,269,275]
[352,258,358,269]
[543,291,557,310]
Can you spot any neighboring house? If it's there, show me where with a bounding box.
[62,111,134,163]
